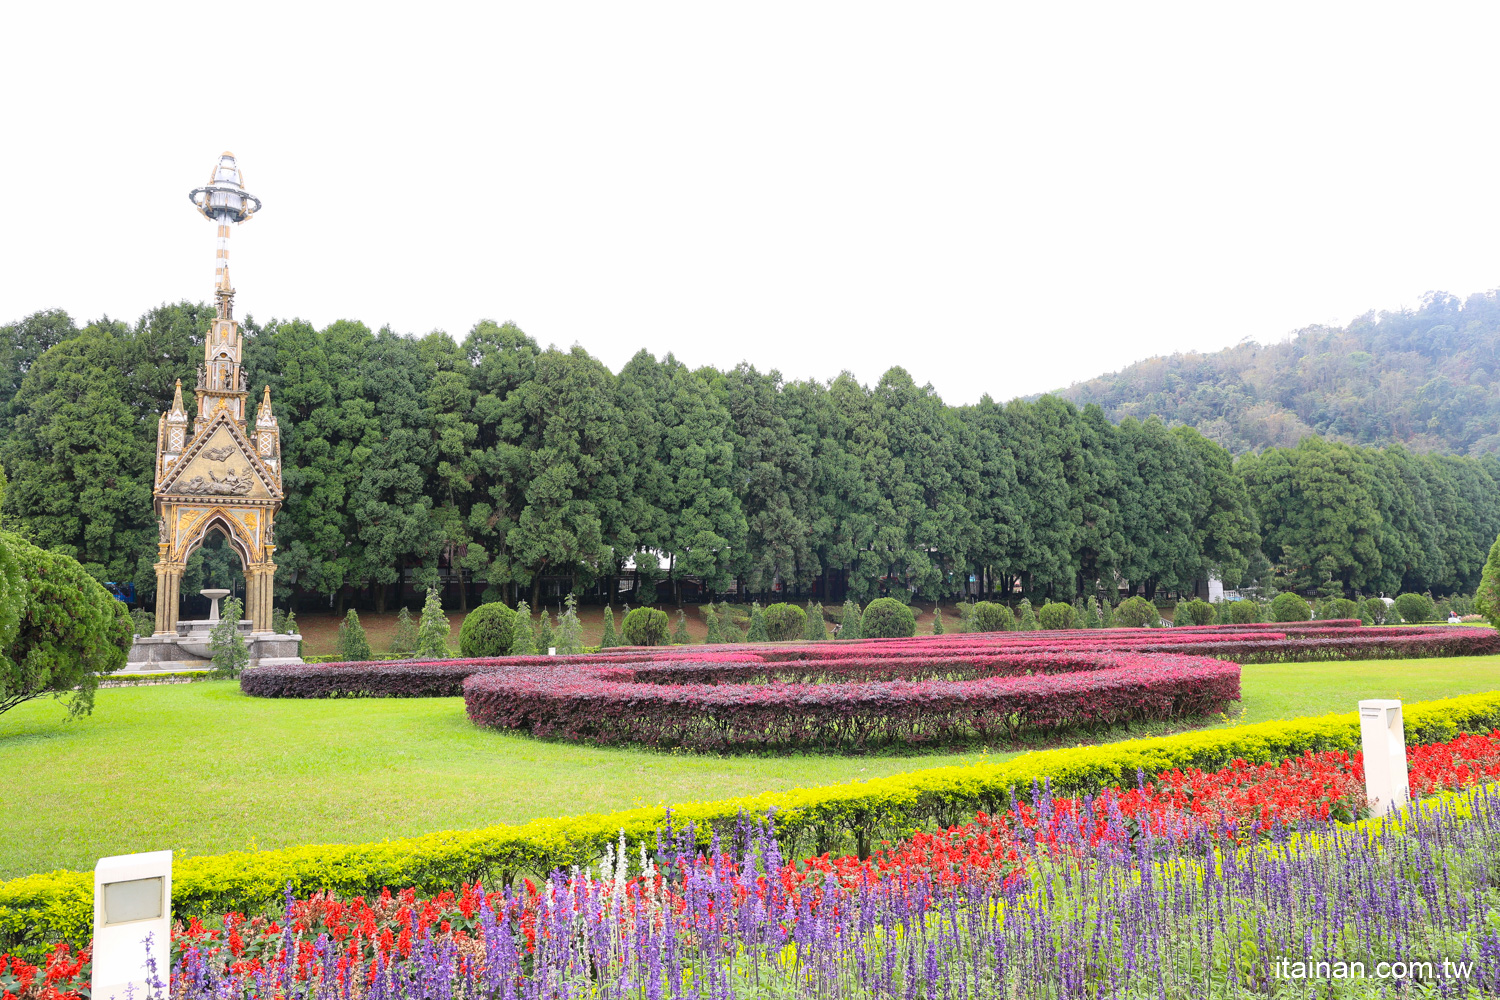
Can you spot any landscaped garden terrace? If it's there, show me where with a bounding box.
[6,620,1500,996]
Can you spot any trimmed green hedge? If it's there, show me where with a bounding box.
[6,690,1500,958]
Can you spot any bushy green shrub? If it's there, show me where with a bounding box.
[130,607,155,637]
[622,607,670,646]
[763,602,806,641]
[1394,592,1435,624]
[1082,599,1099,629]
[970,601,1015,633]
[1037,601,1076,630]
[1477,533,1500,630]
[1227,599,1262,624]
[1114,595,1159,628]
[1098,599,1114,628]
[457,602,517,658]
[860,597,916,638]
[1270,592,1311,623]
[336,608,372,661]
[1328,597,1361,621]
[210,597,249,678]
[1017,598,1038,631]
[931,607,946,634]
[1174,599,1216,626]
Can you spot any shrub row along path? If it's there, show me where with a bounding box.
[4,647,1498,879]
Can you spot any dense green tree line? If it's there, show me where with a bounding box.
[2,305,1497,610]
[1059,289,1500,455]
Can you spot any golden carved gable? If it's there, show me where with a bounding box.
[158,411,281,500]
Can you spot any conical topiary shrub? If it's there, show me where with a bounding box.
[840,599,862,640]
[389,605,418,656]
[555,594,584,654]
[672,610,693,644]
[1018,598,1038,631]
[802,601,828,641]
[509,600,537,655]
[704,605,724,643]
[536,608,555,653]
[746,601,770,643]
[599,605,620,648]
[932,606,946,634]
[416,588,451,658]
[337,607,372,661]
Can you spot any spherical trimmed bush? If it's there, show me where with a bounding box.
[1270,592,1311,623]
[1114,596,1159,628]
[970,601,1015,633]
[762,602,807,641]
[1037,601,1076,630]
[623,607,671,646]
[1228,599,1262,624]
[1363,597,1388,625]
[458,601,519,658]
[1174,599,1217,626]
[860,597,916,638]
[1393,592,1435,624]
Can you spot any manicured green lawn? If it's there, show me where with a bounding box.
[5,654,1499,880]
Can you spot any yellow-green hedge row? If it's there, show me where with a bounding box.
[6,691,1500,958]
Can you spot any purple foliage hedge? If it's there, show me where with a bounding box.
[462,653,1241,751]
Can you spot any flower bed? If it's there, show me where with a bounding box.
[9,691,1500,961]
[16,730,1500,1000]
[462,652,1241,751]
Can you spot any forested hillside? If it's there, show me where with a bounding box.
[1057,290,1500,455]
[2,304,1498,610]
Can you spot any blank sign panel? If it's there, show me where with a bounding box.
[103,877,163,924]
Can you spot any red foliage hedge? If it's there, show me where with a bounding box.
[240,652,765,698]
[462,652,1240,751]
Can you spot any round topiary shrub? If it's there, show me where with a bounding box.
[860,597,916,638]
[1173,599,1217,626]
[1037,601,1076,630]
[1363,597,1387,624]
[1329,597,1360,621]
[1270,592,1311,622]
[1393,592,1435,624]
[762,602,807,641]
[1114,596,1159,628]
[458,601,519,657]
[970,601,1015,633]
[1227,599,1262,624]
[622,607,671,646]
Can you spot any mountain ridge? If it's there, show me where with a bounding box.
[1053,289,1500,455]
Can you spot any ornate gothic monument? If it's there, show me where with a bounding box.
[127,153,301,670]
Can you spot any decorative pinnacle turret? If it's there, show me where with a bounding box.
[170,379,186,416]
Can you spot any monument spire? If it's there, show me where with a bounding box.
[188,153,261,433]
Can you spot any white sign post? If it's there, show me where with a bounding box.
[1359,699,1409,817]
[92,851,172,1000]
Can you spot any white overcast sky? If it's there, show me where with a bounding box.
[3,2,1498,404]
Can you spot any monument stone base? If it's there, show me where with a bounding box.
[125,619,304,672]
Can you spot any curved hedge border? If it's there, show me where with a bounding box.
[463,653,1240,750]
[8,689,1500,960]
[241,652,766,698]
